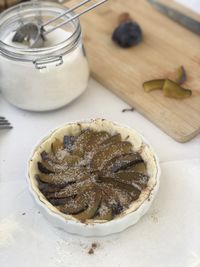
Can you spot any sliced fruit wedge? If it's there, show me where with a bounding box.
[41,151,60,164]
[37,161,54,174]
[38,167,90,186]
[175,65,186,85]
[72,129,96,157]
[95,208,113,221]
[62,154,80,166]
[51,138,63,155]
[38,160,70,174]
[99,177,141,200]
[58,194,88,214]
[163,79,192,99]
[93,199,113,221]
[73,189,102,222]
[103,153,144,173]
[43,148,80,167]
[40,151,67,170]
[100,185,132,216]
[114,171,149,190]
[100,133,121,147]
[91,141,133,171]
[127,162,148,175]
[46,181,92,199]
[84,131,111,153]
[36,176,66,193]
[49,197,71,206]
[143,79,165,92]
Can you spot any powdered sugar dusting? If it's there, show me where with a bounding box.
[36,129,149,221]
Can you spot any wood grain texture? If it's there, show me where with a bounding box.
[77,0,200,142]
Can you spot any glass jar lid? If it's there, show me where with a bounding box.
[0,1,81,62]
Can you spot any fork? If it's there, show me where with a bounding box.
[0,117,13,129]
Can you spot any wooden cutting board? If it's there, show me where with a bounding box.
[78,0,200,142]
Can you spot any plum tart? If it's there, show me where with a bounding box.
[28,119,160,235]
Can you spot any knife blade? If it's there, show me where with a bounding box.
[147,0,200,35]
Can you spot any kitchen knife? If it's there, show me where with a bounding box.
[147,0,200,35]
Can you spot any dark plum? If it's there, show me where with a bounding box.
[112,21,142,48]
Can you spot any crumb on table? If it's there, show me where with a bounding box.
[88,242,99,255]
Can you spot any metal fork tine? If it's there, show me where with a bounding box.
[0,122,10,125]
[0,117,13,130]
[0,125,13,129]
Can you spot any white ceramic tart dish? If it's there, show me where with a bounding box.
[28,119,160,237]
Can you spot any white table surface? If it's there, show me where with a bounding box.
[0,1,200,267]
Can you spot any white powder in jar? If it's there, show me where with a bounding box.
[0,28,90,111]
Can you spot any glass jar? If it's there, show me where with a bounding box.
[0,1,90,111]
